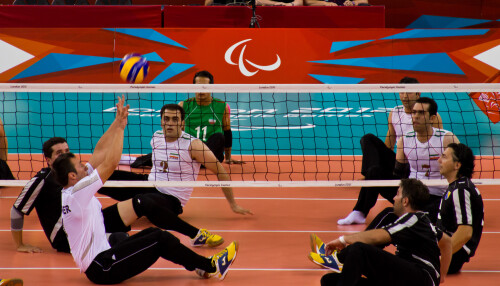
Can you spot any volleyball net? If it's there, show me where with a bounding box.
[0,83,499,187]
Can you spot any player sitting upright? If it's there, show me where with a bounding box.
[54,96,239,284]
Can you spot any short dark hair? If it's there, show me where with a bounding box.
[415,97,438,116]
[160,104,185,121]
[193,70,214,84]
[447,143,475,179]
[43,137,67,158]
[400,178,430,211]
[52,152,76,186]
[399,77,419,84]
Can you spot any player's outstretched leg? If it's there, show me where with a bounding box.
[196,241,239,281]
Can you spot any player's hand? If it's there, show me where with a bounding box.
[326,2,338,6]
[343,0,354,5]
[231,204,254,215]
[115,95,130,129]
[225,158,246,165]
[325,239,345,255]
[17,244,43,253]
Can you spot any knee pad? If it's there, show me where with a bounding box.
[360,133,376,146]
[132,195,144,217]
[102,204,131,233]
[108,232,129,247]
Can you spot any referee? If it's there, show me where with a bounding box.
[437,143,484,274]
[321,178,452,286]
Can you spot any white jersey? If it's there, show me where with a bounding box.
[61,168,110,272]
[148,131,201,206]
[403,128,449,196]
[391,105,414,146]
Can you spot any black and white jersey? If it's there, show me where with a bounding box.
[382,211,442,285]
[13,167,69,252]
[437,176,484,257]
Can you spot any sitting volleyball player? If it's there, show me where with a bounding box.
[55,96,238,284]
[437,143,484,274]
[11,135,233,254]
[311,179,452,286]
[338,77,444,225]
[341,97,454,226]
[147,104,253,240]
[309,144,483,277]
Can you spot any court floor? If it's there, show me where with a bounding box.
[0,163,499,285]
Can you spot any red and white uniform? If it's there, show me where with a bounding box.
[148,131,201,207]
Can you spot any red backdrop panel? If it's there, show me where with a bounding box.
[0,28,499,84]
[0,5,162,28]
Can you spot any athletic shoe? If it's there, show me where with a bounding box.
[0,278,23,286]
[310,233,326,255]
[191,229,224,247]
[195,241,239,280]
[308,252,343,273]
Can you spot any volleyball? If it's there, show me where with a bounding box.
[119,53,149,83]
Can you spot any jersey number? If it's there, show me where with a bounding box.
[195,126,207,141]
[160,161,168,173]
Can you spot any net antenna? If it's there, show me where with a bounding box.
[0,83,499,188]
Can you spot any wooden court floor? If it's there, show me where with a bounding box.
[1,180,499,285]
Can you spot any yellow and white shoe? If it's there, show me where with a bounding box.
[196,241,239,281]
[191,228,224,247]
[310,233,326,254]
[308,252,343,273]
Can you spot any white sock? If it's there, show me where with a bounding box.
[119,155,137,165]
[337,211,366,225]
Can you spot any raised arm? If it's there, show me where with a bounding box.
[190,139,253,215]
[88,95,127,169]
[95,96,129,184]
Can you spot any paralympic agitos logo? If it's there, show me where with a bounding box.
[224,39,281,77]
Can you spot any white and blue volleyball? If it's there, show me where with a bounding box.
[119,53,149,83]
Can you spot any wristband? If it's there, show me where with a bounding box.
[338,235,347,247]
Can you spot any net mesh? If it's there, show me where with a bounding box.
[0,83,499,187]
